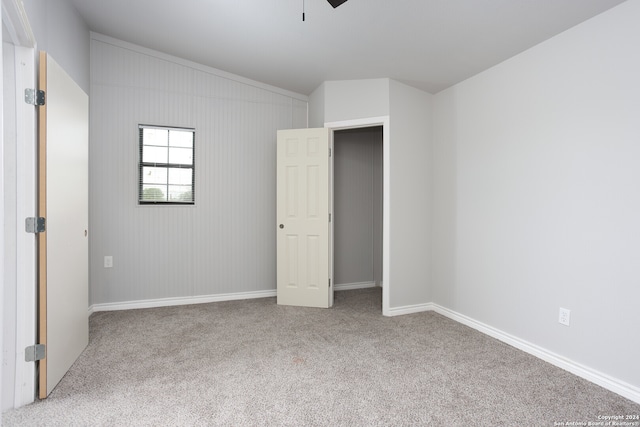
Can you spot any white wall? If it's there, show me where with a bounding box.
[308,82,325,128]
[89,34,308,308]
[2,38,15,412]
[432,0,640,391]
[1,16,7,415]
[21,0,89,93]
[333,127,383,287]
[317,78,433,312]
[324,79,389,123]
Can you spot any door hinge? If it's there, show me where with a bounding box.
[25,344,46,362]
[329,278,331,287]
[25,88,45,106]
[329,213,331,222]
[25,217,46,233]
[329,147,332,157]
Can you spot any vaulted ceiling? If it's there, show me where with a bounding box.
[70,0,627,95]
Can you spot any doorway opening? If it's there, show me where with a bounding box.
[333,127,382,292]
[326,117,390,315]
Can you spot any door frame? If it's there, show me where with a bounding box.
[325,116,390,316]
[2,0,38,409]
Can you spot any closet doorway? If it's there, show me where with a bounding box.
[329,117,388,314]
[275,117,390,314]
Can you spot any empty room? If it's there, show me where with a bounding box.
[2,0,639,425]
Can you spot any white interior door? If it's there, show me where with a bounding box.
[38,52,89,398]
[276,128,332,308]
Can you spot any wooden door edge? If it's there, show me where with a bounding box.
[37,50,48,399]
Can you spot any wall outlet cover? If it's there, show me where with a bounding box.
[559,307,571,326]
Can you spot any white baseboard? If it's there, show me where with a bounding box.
[88,289,276,315]
[430,303,640,405]
[386,302,433,317]
[334,281,377,291]
[89,284,377,314]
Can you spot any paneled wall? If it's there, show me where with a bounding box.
[333,127,383,287]
[89,34,307,307]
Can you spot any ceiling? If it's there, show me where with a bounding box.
[70,0,627,95]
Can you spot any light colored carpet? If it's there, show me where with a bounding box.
[3,288,639,426]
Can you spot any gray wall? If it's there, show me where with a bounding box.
[89,35,307,306]
[308,82,325,128]
[432,0,640,389]
[323,79,389,123]
[316,78,433,311]
[388,80,432,308]
[333,127,383,287]
[22,0,89,93]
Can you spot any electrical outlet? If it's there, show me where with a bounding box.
[104,256,113,268]
[559,307,571,326]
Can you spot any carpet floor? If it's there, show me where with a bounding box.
[3,288,639,426]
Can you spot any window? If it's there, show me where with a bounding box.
[139,125,195,204]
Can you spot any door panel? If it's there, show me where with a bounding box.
[277,128,331,308]
[38,52,89,398]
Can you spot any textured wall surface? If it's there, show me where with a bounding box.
[89,35,307,306]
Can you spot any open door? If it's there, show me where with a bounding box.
[276,128,332,308]
[37,52,89,398]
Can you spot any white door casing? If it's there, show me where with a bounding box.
[276,128,332,308]
[2,0,38,409]
[325,117,390,316]
[4,44,38,410]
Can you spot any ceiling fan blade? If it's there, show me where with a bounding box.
[327,0,348,8]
